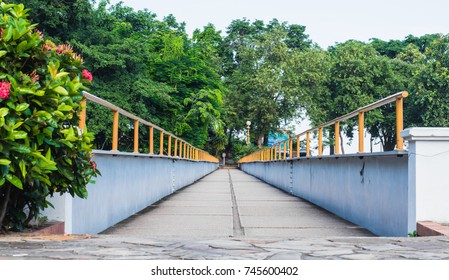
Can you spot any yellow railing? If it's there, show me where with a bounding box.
[239,91,408,163]
[79,91,219,163]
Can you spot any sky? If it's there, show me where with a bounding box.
[107,0,449,48]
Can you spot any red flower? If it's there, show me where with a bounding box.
[0,82,11,100]
[82,69,93,82]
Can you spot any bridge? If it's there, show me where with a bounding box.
[43,91,449,238]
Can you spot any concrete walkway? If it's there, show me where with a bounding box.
[2,169,449,260]
[102,169,373,238]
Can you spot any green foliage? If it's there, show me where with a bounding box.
[223,19,313,148]
[0,1,98,231]
[408,34,449,127]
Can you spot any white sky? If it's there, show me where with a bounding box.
[107,0,448,48]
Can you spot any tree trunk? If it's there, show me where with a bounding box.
[339,130,345,154]
[257,134,263,148]
[263,132,269,146]
[0,186,11,228]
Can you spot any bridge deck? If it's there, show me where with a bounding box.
[103,169,373,238]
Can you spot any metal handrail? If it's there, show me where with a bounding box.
[79,91,219,163]
[239,91,408,163]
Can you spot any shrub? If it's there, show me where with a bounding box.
[0,2,99,231]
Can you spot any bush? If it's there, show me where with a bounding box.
[0,2,99,231]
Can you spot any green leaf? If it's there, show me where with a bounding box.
[0,107,8,117]
[3,25,13,41]
[13,131,27,139]
[36,110,52,119]
[55,72,69,79]
[19,160,26,179]
[33,90,45,96]
[12,121,23,129]
[0,159,11,165]
[10,144,32,154]
[59,166,75,181]
[0,50,7,58]
[16,40,28,53]
[0,177,5,186]
[6,174,23,189]
[54,86,68,96]
[18,88,35,94]
[15,103,29,112]
[58,104,72,112]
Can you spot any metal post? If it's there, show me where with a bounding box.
[283,141,287,159]
[396,97,405,150]
[296,135,300,158]
[289,138,293,159]
[112,110,119,151]
[133,120,139,153]
[318,128,323,156]
[79,99,86,131]
[167,135,172,156]
[306,132,310,156]
[335,121,340,155]
[149,126,154,154]
[358,112,364,153]
[159,131,164,155]
[174,138,178,157]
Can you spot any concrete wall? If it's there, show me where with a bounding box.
[401,128,449,224]
[240,152,412,237]
[45,150,218,234]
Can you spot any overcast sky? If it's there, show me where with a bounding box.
[107,0,448,48]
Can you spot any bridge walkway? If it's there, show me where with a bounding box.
[103,169,373,238]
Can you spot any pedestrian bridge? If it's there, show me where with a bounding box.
[44,91,449,237]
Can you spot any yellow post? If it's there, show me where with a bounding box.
[79,99,86,131]
[283,141,287,159]
[167,135,172,156]
[318,128,323,156]
[335,122,340,155]
[296,135,300,158]
[358,112,364,153]
[133,120,139,153]
[184,142,187,158]
[306,132,310,156]
[289,138,293,159]
[174,138,178,157]
[159,131,164,155]
[149,126,154,154]
[112,110,119,151]
[179,141,183,158]
[396,96,405,150]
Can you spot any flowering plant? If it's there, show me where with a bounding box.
[0,2,99,231]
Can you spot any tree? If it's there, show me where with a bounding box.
[408,34,449,127]
[222,19,313,148]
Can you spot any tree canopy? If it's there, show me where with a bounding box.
[5,0,449,159]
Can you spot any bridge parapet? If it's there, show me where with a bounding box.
[80,91,218,163]
[43,91,219,234]
[239,91,408,162]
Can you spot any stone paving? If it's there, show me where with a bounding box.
[1,169,449,260]
[1,235,449,260]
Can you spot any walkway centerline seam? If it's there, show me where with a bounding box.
[228,169,245,237]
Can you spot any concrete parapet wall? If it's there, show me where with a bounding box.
[45,150,218,234]
[240,152,412,237]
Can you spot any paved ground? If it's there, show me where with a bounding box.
[1,169,449,260]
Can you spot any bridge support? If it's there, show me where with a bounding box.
[401,128,449,224]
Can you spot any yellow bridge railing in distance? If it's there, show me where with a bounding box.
[239,91,408,163]
[79,91,219,163]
